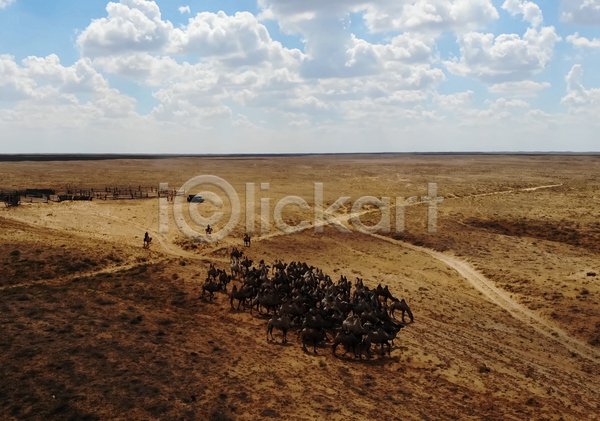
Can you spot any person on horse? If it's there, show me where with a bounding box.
[206,225,213,235]
[144,232,152,248]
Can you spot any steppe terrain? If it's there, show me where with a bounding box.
[1,154,599,420]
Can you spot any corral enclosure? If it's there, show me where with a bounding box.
[1,153,600,420]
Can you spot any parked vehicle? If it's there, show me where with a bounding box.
[187,194,205,203]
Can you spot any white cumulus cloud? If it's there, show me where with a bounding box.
[561,65,600,115]
[444,27,561,83]
[77,0,175,57]
[0,54,138,129]
[566,32,600,47]
[489,80,551,97]
[178,5,190,14]
[560,0,600,26]
[0,0,15,9]
[502,0,543,27]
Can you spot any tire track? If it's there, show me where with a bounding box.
[0,260,166,292]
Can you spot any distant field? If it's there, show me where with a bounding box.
[1,154,599,420]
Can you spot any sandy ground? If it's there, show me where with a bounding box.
[1,154,599,420]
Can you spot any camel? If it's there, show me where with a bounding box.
[389,298,414,323]
[201,278,221,300]
[240,257,253,273]
[332,330,363,358]
[243,234,251,247]
[229,285,253,310]
[280,301,308,324]
[252,291,281,315]
[217,270,231,291]
[360,309,379,325]
[335,297,353,315]
[342,315,367,335]
[298,313,334,338]
[375,320,404,346]
[257,260,270,273]
[376,283,395,304]
[230,247,243,262]
[266,314,291,343]
[272,260,287,275]
[207,263,218,280]
[300,328,328,354]
[230,261,243,279]
[364,325,403,356]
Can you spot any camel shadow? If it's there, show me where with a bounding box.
[267,340,293,348]
[198,298,220,305]
[335,354,397,367]
[227,307,248,314]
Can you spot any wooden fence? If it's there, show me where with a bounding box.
[1,186,179,207]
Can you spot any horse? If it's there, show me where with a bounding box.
[243,234,251,247]
[143,232,152,249]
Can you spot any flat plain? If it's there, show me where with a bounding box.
[1,154,599,420]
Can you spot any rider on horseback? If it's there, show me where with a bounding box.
[143,232,152,248]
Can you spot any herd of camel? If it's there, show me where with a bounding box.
[201,247,414,358]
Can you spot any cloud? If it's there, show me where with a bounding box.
[560,0,600,26]
[0,0,15,9]
[77,0,174,57]
[257,0,495,78]
[434,90,475,110]
[169,11,304,68]
[566,32,600,47]
[78,3,304,69]
[5,0,600,153]
[561,64,600,115]
[0,54,138,128]
[488,80,551,97]
[502,0,543,27]
[444,27,561,83]
[362,0,500,33]
[258,0,499,34]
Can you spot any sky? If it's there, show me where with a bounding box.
[0,0,599,153]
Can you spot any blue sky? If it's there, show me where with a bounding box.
[0,0,599,153]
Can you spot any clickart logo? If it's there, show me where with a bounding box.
[158,175,442,244]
